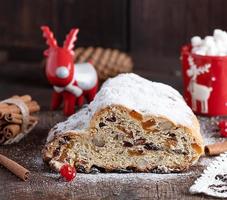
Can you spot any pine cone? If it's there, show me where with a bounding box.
[74,47,133,81]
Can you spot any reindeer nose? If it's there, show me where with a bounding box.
[56,66,69,79]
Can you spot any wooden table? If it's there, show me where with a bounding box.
[0,61,221,200]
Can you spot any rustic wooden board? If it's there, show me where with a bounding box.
[0,110,219,200]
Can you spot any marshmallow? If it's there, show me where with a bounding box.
[214,29,225,40]
[191,36,202,47]
[204,36,215,47]
[191,29,227,56]
[207,46,218,56]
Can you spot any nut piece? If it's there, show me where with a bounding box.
[106,116,116,122]
[159,121,173,130]
[92,135,105,147]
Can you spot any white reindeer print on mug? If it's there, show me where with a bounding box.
[187,56,213,113]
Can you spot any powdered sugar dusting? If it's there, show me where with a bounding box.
[43,170,195,185]
[90,73,195,127]
[47,73,196,142]
[47,106,91,142]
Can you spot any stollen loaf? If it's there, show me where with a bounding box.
[43,73,203,173]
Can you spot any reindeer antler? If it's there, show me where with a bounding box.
[63,28,79,54]
[41,26,58,54]
[187,56,211,77]
[196,64,211,74]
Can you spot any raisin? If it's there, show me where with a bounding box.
[144,143,161,151]
[167,132,176,138]
[59,139,67,145]
[126,166,137,171]
[99,122,106,128]
[123,141,133,147]
[117,126,133,138]
[90,166,101,174]
[63,136,70,142]
[53,147,61,157]
[106,116,116,122]
[76,165,86,173]
[113,168,133,173]
[91,165,106,173]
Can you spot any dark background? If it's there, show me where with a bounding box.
[0,0,227,91]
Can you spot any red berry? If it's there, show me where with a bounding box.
[220,128,227,138]
[218,120,227,129]
[60,164,76,182]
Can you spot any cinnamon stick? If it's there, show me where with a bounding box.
[205,141,227,156]
[0,111,5,119]
[0,154,30,181]
[0,100,40,114]
[0,95,40,143]
[12,95,32,103]
[0,103,8,109]
[0,95,31,111]
[4,113,22,124]
[27,101,40,113]
[4,113,38,125]
[3,124,21,139]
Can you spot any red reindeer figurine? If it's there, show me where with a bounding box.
[41,26,98,116]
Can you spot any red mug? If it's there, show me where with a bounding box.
[181,45,227,116]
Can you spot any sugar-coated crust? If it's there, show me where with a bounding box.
[47,73,200,143]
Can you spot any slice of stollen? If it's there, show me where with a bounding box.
[43,73,203,173]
